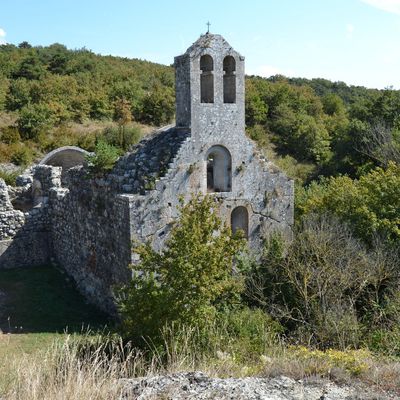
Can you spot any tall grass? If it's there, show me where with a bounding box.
[1,321,400,399]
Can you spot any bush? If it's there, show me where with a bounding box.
[10,143,34,166]
[246,214,400,350]
[17,103,55,140]
[86,140,120,174]
[117,195,246,345]
[140,85,174,126]
[0,126,20,144]
[0,169,21,186]
[102,125,141,151]
[297,162,400,244]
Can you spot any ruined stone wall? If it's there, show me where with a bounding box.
[49,168,133,314]
[125,132,293,255]
[0,165,60,269]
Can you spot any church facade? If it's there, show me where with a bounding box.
[0,34,293,314]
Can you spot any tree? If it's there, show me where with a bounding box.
[18,41,32,49]
[13,55,46,80]
[113,98,132,149]
[245,80,267,126]
[17,103,55,140]
[118,195,246,344]
[297,162,400,244]
[86,140,120,175]
[247,214,400,349]
[141,84,174,126]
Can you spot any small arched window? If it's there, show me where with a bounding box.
[200,55,214,103]
[206,145,232,192]
[231,206,249,238]
[223,56,236,103]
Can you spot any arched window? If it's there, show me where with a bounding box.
[200,55,214,103]
[206,145,232,192]
[231,206,249,238]
[223,56,236,103]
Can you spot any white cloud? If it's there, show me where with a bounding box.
[0,28,6,45]
[361,0,400,15]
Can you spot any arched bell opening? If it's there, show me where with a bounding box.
[200,54,214,103]
[223,55,236,104]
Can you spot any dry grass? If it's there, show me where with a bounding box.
[0,112,17,129]
[1,327,400,399]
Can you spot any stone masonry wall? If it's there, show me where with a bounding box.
[0,165,60,269]
[50,168,132,314]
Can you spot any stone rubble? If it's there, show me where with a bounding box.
[119,372,396,400]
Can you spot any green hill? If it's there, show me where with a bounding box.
[0,41,399,181]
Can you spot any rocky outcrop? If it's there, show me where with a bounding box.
[120,371,395,400]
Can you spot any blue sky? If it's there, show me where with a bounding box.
[1,0,400,89]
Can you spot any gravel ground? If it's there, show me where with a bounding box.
[120,371,396,400]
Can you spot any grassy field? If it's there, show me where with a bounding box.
[0,265,110,333]
[0,265,112,397]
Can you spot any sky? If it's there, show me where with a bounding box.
[1,0,400,89]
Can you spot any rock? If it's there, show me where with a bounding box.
[119,371,395,400]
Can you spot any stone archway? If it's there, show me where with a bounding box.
[231,206,249,238]
[206,145,232,192]
[39,146,90,171]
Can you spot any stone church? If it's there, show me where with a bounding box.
[0,33,293,314]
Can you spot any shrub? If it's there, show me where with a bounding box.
[102,125,141,151]
[17,103,55,140]
[297,162,400,244]
[0,169,21,186]
[117,195,246,345]
[86,140,120,174]
[289,346,371,377]
[246,214,400,350]
[0,126,20,144]
[140,85,174,126]
[10,143,34,166]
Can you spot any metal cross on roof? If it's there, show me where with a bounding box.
[206,21,211,34]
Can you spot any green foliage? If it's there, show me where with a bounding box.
[140,84,174,126]
[0,43,174,130]
[102,125,141,151]
[297,162,400,243]
[245,80,268,126]
[0,265,109,333]
[0,169,21,186]
[10,143,34,166]
[6,78,31,111]
[0,126,20,144]
[13,54,46,80]
[17,103,55,140]
[86,140,120,174]
[246,215,400,349]
[118,195,246,344]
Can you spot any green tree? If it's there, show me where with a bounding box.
[13,54,46,80]
[18,41,32,49]
[6,78,32,111]
[113,98,132,149]
[17,103,55,140]
[141,84,174,126]
[86,140,120,174]
[245,80,267,126]
[118,195,246,344]
[297,162,400,244]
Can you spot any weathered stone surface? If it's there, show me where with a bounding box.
[119,372,395,400]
